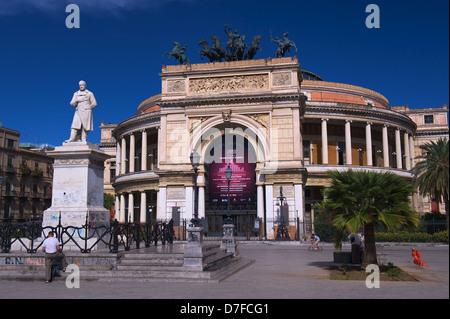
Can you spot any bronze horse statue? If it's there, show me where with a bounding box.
[211,35,229,62]
[270,31,297,58]
[198,39,221,62]
[244,35,262,60]
[162,42,190,65]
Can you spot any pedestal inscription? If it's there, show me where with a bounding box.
[221,224,238,256]
[42,141,110,228]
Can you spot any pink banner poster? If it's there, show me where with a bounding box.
[209,162,255,203]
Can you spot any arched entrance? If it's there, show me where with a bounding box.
[202,127,259,237]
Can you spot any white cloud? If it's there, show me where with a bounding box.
[0,0,195,16]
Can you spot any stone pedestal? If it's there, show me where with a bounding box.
[43,141,110,229]
[183,227,206,271]
[221,224,238,256]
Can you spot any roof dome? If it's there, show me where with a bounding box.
[302,70,323,81]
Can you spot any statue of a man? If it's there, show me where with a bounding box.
[67,80,97,142]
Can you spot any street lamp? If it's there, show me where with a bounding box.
[275,186,290,240]
[189,150,201,227]
[224,165,233,224]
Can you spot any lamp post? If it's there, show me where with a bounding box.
[189,150,201,227]
[276,186,290,240]
[221,164,237,256]
[224,165,233,224]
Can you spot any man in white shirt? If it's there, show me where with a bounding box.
[42,231,68,283]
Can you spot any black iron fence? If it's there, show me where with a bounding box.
[1,216,447,253]
[0,215,176,254]
[201,217,448,243]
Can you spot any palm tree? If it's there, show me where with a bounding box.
[413,137,449,230]
[316,169,419,267]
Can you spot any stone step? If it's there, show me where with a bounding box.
[116,264,183,271]
[0,255,254,283]
[203,250,234,269]
[92,257,255,283]
[118,257,184,265]
[0,243,254,283]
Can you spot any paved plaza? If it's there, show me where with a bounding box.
[0,243,448,300]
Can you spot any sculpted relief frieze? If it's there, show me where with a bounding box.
[248,113,269,132]
[189,74,269,94]
[54,158,104,169]
[189,117,209,133]
[272,72,292,86]
[167,79,186,93]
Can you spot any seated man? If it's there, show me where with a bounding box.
[42,231,68,283]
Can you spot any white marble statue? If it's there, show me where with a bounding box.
[67,80,97,142]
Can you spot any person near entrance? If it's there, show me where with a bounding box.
[42,231,68,283]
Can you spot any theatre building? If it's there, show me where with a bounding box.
[109,57,448,239]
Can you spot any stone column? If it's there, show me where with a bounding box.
[121,137,127,175]
[128,193,134,223]
[257,185,264,219]
[409,135,415,168]
[265,184,274,239]
[345,120,352,165]
[185,186,194,221]
[382,124,390,168]
[120,194,126,222]
[395,128,402,169]
[198,186,205,219]
[116,141,121,176]
[157,187,167,220]
[294,184,303,237]
[366,122,373,166]
[321,118,328,165]
[141,130,147,171]
[159,116,167,163]
[115,195,120,220]
[293,107,301,159]
[140,191,147,223]
[404,132,411,170]
[129,133,135,173]
[256,173,265,234]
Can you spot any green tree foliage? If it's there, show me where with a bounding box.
[315,169,419,267]
[413,137,449,230]
[103,193,114,210]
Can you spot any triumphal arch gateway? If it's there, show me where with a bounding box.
[109,56,447,239]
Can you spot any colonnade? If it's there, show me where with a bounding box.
[115,191,149,223]
[116,129,152,176]
[112,118,416,226]
[317,118,415,170]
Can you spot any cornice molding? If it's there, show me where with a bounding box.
[304,102,417,132]
[159,92,302,109]
[114,112,161,139]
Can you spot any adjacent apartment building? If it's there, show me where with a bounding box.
[0,125,54,221]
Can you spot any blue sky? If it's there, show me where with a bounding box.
[0,0,448,147]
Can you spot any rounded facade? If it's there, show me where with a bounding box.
[111,57,419,239]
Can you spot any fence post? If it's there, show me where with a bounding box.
[56,211,63,247]
[110,219,119,253]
